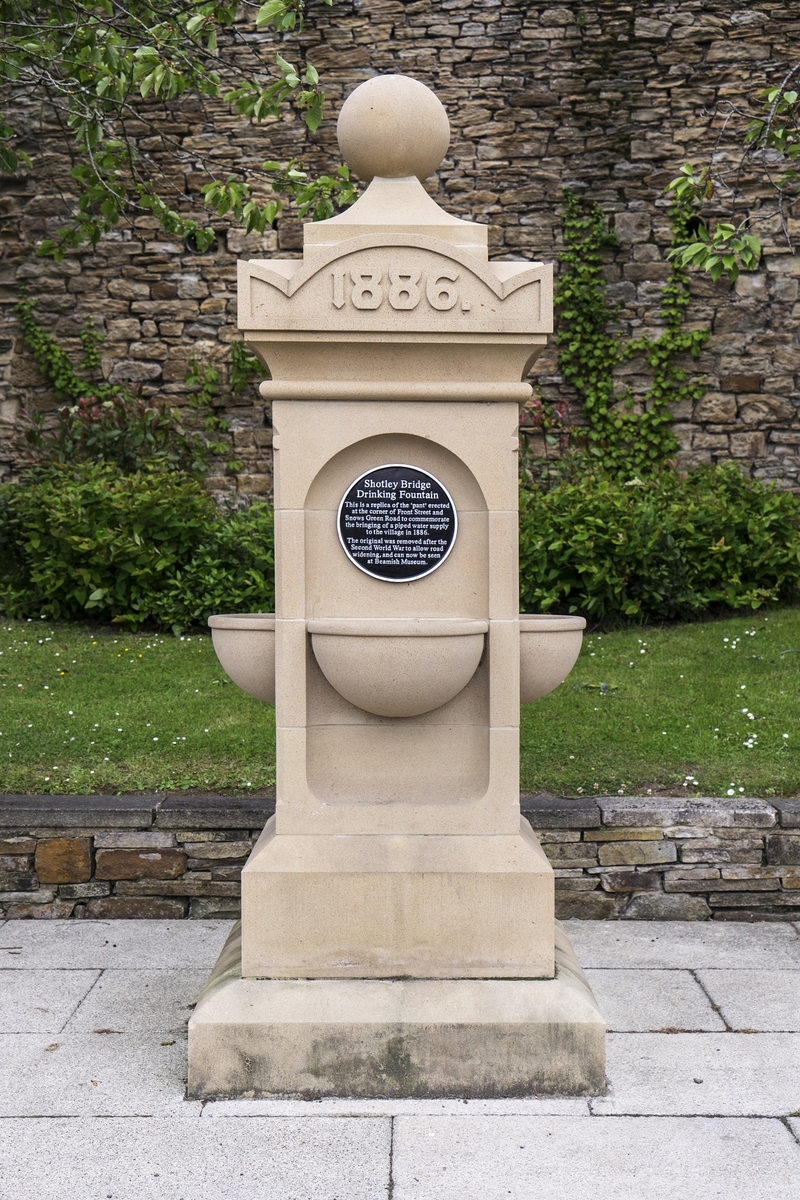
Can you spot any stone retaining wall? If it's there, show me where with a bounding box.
[1,792,799,921]
[2,2,800,492]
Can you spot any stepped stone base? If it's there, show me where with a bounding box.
[187,921,606,1099]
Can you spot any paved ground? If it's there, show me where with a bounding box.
[1,919,800,1200]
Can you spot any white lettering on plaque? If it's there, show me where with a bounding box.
[338,463,457,582]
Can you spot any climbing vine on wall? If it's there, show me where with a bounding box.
[555,190,709,479]
[13,294,244,474]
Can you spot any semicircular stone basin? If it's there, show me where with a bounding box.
[520,614,586,703]
[208,614,275,705]
[308,617,489,718]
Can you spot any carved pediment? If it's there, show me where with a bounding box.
[238,234,552,335]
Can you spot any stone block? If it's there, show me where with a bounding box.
[150,281,177,299]
[107,279,149,299]
[598,796,775,829]
[182,841,252,860]
[692,431,729,451]
[600,871,662,893]
[720,865,782,880]
[694,392,736,422]
[707,39,769,62]
[94,848,186,880]
[57,882,111,899]
[108,359,162,384]
[680,844,763,865]
[634,16,672,38]
[35,838,92,884]
[623,262,670,282]
[766,835,800,865]
[730,431,766,458]
[719,374,762,392]
[0,795,155,829]
[235,473,272,495]
[0,837,35,855]
[708,892,800,909]
[6,899,76,918]
[592,828,664,842]
[84,897,188,918]
[598,841,677,867]
[521,794,600,828]
[178,276,209,300]
[93,831,175,849]
[665,866,720,880]
[622,893,711,920]
[0,871,37,892]
[738,395,794,424]
[769,275,799,302]
[0,854,31,873]
[0,889,56,905]
[190,897,242,919]
[664,877,778,893]
[114,879,239,897]
[544,843,599,868]
[106,319,142,340]
[555,891,620,920]
[242,821,554,979]
[155,794,274,830]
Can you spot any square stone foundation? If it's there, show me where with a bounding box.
[187,920,605,1098]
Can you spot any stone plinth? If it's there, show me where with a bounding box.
[188,920,605,1099]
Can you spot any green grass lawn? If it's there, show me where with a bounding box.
[0,621,276,794]
[1,610,798,797]
[522,607,800,798]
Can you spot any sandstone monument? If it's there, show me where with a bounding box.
[188,74,605,1097]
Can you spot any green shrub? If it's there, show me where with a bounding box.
[3,459,797,632]
[144,502,274,631]
[520,463,800,621]
[0,462,274,630]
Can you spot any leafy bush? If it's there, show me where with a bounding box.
[2,459,797,632]
[520,463,800,621]
[144,502,274,632]
[0,462,274,630]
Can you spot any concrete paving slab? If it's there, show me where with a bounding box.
[0,919,232,969]
[566,919,800,969]
[584,968,726,1032]
[696,970,800,1031]
[391,1115,800,1200]
[64,968,209,1033]
[788,1118,800,1144]
[0,1116,391,1200]
[593,1032,800,1116]
[0,969,99,1033]
[0,1033,199,1116]
[203,1096,590,1117]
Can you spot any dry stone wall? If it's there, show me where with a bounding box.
[2,793,800,920]
[1,1,799,494]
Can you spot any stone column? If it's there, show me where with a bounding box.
[188,75,604,1098]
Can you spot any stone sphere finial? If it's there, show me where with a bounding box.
[337,75,450,184]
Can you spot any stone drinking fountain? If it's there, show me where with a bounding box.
[188,74,605,1098]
